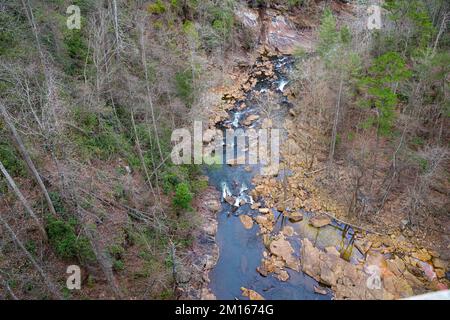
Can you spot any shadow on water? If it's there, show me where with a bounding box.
[204,55,359,300]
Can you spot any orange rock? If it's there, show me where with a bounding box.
[241,287,264,300]
[239,215,254,229]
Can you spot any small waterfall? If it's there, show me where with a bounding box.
[232,112,241,128]
[278,79,289,92]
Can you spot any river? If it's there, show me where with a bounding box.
[204,53,361,300]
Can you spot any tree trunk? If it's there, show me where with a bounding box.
[112,0,121,57]
[0,160,47,241]
[139,23,164,162]
[21,0,58,128]
[131,109,157,198]
[0,103,57,217]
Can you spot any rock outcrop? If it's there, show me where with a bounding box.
[300,238,423,300]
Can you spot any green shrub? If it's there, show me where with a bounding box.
[49,191,67,216]
[148,0,166,14]
[411,136,425,147]
[0,139,26,194]
[109,243,125,258]
[190,178,208,194]
[76,236,96,263]
[113,259,125,271]
[25,240,37,256]
[72,108,134,161]
[162,171,181,194]
[416,156,429,173]
[172,182,193,210]
[73,0,96,13]
[63,29,88,76]
[175,69,194,107]
[159,288,174,299]
[161,166,190,194]
[317,9,339,58]
[383,0,434,55]
[287,0,303,7]
[210,7,234,37]
[0,141,26,177]
[358,52,412,136]
[0,12,16,56]
[46,216,78,259]
[161,165,203,194]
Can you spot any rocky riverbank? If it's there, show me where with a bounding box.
[179,186,220,300]
[197,45,448,300]
[246,54,449,299]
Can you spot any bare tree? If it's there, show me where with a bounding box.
[0,103,57,217]
[0,160,47,240]
[407,146,449,226]
[328,74,344,164]
[111,0,122,57]
[21,0,60,130]
[138,19,164,162]
[131,108,157,198]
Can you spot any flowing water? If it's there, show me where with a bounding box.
[204,55,362,300]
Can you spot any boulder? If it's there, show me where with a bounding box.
[251,202,261,210]
[286,211,303,223]
[204,223,217,236]
[403,270,423,287]
[300,238,321,280]
[255,215,273,232]
[432,257,447,270]
[386,256,406,277]
[319,252,344,286]
[325,246,340,256]
[206,199,221,213]
[241,287,264,300]
[282,226,294,237]
[239,215,254,230]
[225,196,235,206]
[412,249,432,262]
[257,257,276,277]
[269,236,298,271]
[276,269,289,282]
[435,268,445,278]
[314,286,328,295]
[242,114,259,126]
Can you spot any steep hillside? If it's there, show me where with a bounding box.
[0,0,448,300]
